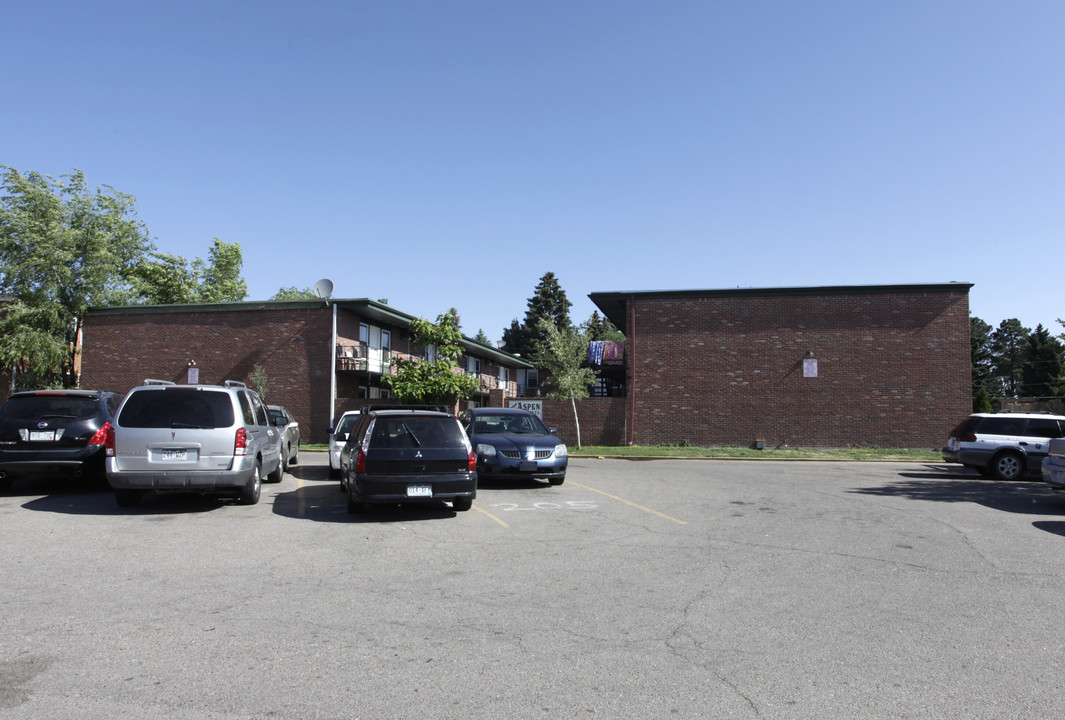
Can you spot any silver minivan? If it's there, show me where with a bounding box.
[105,380,283,507]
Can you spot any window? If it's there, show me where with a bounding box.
[1026,418,1064,438]
[467,357,480,375]
[499,366,510,387]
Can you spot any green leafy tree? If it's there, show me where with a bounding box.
[0,167,151,388]
[198,239,247,303]
[249,363,269,400]
[536,318,597,448]
[271,286,318,301]
[130,239,247,304]
[1020,324,1064,397]
[384,311,480,405]
[502,272,572,358]
[991,318,1030,397]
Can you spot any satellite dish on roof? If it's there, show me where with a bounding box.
[313,279,334,300]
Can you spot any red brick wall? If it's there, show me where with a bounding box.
[81,307,335,441]
[625,289,971,448]
[500,397,627,448]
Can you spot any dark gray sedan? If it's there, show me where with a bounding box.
[268,405,300,471]
[460,407,567,485]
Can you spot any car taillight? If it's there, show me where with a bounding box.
[234,427,248,456]
[94,422,115,456]
[355,449,366,474]
[959,432,976,442]
[468,450,477,472]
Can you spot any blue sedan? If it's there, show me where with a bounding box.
[460,407,567,485]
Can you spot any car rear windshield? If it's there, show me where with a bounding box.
[370,416,466,449]
[0,394,101,421]
[118,388,235,429]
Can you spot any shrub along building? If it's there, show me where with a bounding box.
[79,299,533,443]
[573,282,973,449]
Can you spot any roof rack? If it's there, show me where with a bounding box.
[361,403,450,414]
[223,380,247,388]
[142,379,176,386]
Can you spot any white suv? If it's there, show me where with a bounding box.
[941,412,1065,480]
[105,380,283,507]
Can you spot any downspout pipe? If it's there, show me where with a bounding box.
[627,295,636,446]
[329,301,337,430]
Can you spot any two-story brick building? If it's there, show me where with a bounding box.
[578,282,973,448]
[80,299,533,443]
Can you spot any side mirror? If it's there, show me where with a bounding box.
[549,428,558,434]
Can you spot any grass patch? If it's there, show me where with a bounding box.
[571,445,941,462]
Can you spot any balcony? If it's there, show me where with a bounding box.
[336,343,391,375]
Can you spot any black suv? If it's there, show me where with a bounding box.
[339,405,477,514]
[0,389,122,491]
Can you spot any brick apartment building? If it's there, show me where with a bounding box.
[80,299,533,443]
[582,282,973,448]
[77,283,971,449]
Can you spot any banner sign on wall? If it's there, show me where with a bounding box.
[508,399,542,418]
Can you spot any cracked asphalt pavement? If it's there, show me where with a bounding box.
[2,453,1064,719]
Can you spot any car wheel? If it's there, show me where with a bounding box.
[266,454,283,483]
[452,497,473,512]
[991,451,1025,481]
[280,445,289,473]
[115,490,142,508]
[346,484,365,514]
[0,477,11,493]
[549,475,566,486]
[291,444,299,466]
[239,461,262,504]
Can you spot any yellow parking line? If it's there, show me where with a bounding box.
[473,504,509,527]
[569,481,687,525]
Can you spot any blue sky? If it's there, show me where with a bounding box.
[4,1,1063,341]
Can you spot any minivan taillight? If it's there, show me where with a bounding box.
[234,427,248,456]
[468,450,477,472]
[355,449,366,474]
[93,422,115,456]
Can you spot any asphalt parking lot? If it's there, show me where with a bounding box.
[2,453,1065,719]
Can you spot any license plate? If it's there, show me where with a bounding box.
[406,484,432,497]
[161,449,188,461]
[519,461,537,472]
[30,431,55,441]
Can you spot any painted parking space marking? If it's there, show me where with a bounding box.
[568,480,687,525]
[473,504,509,527]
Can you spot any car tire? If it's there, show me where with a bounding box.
[239,461,262,504]
[549,475,566,486]
[291,444,299,466]
[991,451,1025,481]
[346,485,365,514]
[115,490,142,508]
[0,477,11,493]
[266,455,283,483]
[452,497,473,512]
[280,445,289,473]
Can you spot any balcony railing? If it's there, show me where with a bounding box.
[336,343,391,375]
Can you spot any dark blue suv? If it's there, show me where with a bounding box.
[0,389,122,492]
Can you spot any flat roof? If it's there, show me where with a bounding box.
[87,298,533,369]
[588,282,974,334]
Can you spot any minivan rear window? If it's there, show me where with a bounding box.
[119,388,235,429]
